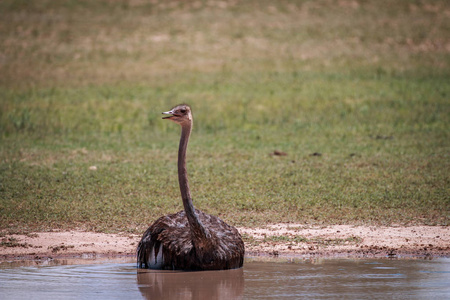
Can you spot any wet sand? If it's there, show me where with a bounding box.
[1,224,448,261]
[240,224,449,258]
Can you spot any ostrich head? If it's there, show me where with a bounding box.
[162,104,192,125]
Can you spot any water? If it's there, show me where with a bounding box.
[1,257,449,299]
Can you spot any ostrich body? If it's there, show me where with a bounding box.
[137,104,245,270]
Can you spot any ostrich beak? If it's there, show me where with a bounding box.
[162,110,175,120]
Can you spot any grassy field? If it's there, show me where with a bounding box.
[0,0,449,234]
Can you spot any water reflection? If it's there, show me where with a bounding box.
[244,258,450,298]
[137,268,244,299]
[0,257,448,299]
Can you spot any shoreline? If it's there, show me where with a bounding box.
[1,224,449,262]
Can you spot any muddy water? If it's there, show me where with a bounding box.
[0,257,449,299]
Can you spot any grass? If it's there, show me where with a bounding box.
[48,244,75,253]
[242,233,362,249]
[0,237,34,248]
[262,235,362,246]
[0,0,449,234]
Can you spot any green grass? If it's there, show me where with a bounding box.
[0,0,449,233]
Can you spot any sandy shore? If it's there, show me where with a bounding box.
[240,224,449,258]
[1,224,449,261]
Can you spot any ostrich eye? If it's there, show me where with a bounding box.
[180,109,186,114]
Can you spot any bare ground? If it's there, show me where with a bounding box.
[1,224,449,261]
[239,224,449,259]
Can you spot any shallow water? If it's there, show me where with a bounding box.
[0,257,449,299]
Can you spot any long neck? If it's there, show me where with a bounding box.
[178,123,193,206]
[178,122,210,244]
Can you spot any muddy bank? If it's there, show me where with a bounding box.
[239,224,449,259]
[1,224,448,261]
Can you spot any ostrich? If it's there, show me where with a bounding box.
[137,104,245,270]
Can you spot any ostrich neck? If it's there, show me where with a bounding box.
[178,124,193,204]
[178,123,210,246]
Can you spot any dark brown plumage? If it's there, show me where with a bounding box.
[137,104,245,270]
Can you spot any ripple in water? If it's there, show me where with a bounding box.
[0,257,449,299]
